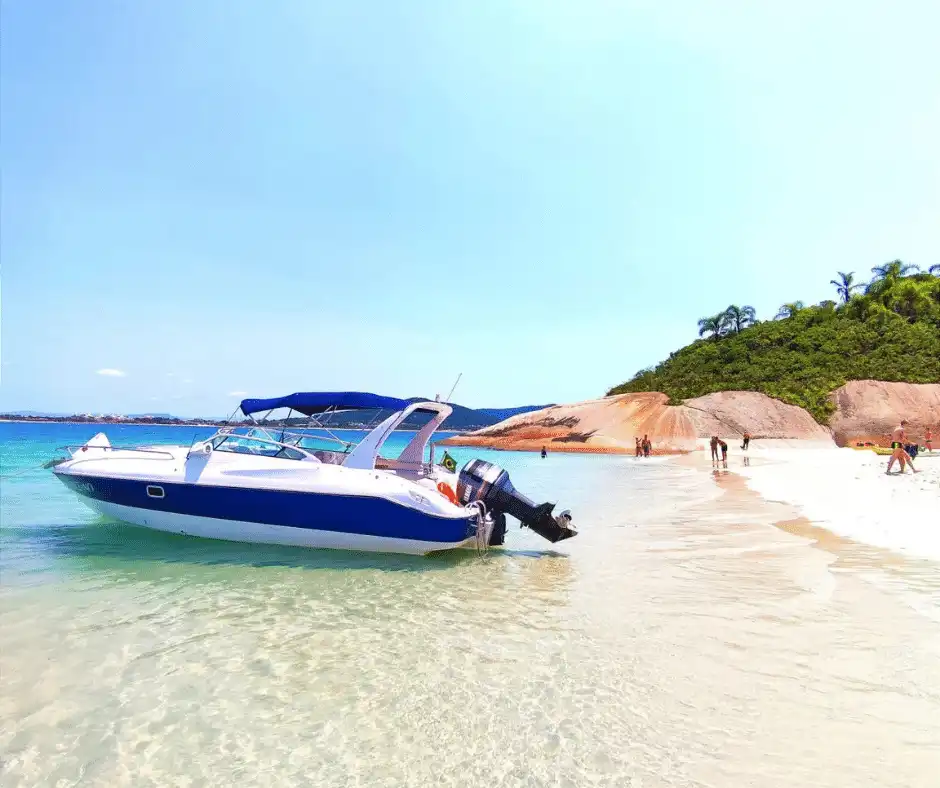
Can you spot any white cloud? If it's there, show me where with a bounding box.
[227,390,248,397]
[166,372,176,377]
[96,368,126,377]
[182,378,193,384]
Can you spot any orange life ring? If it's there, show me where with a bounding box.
[436,481,458,504]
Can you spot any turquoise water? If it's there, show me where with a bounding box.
[0,421,466,579]
[2,423,939,787]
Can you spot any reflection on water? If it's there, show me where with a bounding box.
[10,522,475,573]
[2,440,939,787]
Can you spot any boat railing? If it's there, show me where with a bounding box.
[210,426,352,450]
[272,429,354,451]
[207,431,318,459]
[207,430,435,474]
[57,445,178,461]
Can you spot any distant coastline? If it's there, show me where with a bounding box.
[1,415,236,428]
[0,402,550,433]
[0,414,467,433]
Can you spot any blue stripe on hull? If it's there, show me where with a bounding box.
[56,473,477,544]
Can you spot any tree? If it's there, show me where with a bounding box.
[775,301,805,320]
[830,271,861,303]
[697,312,728,340]
[929,264,940,275]
[724,304,757,333]
[871,259,920,279]
[868,259,921,297]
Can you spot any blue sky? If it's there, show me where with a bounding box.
[2,1,938,416]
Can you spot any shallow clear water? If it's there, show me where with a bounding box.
[2,424,939,787]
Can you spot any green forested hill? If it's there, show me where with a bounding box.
[607,262,940,422]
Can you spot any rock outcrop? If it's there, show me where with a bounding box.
[439,393,689,454]
[441,390,832,454]
[677,391,832,441]
[828,381,940,446]
[441,381,940,454]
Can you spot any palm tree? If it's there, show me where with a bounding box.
[697,312,728,340]
[723,304,757,333]
[868,259,920,298]
[829,271,861,303]
[775,301,805,320]
[871,259,920,279]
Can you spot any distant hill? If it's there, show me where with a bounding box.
[476,405,553,421]
[608,263,940,422]
[2,410,72,417]
[1,401,551,431]
[405,399,550,429]
[254,399,551,430]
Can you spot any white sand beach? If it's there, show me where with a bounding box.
[729,444,940,561]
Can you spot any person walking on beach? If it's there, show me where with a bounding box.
[886,421,919,474]
[926,426,933,453]
[635,437,642,458]
[709,435,719,466]
[718,439,728,468]
[541,446,547,459]
[741,431,751,451]
[642,435,651,457]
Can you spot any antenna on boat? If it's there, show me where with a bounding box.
[445,372,463,404]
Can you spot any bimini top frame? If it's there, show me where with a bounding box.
[221,392,453,472]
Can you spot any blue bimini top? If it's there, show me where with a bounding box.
[239,391,410,416]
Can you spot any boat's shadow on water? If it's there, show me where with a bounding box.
[18,522,470,573]
[18,521,565,573]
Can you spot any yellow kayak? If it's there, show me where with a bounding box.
[851,445,936,457]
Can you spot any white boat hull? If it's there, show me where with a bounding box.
[83,499,485,556]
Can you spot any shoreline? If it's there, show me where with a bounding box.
[438,436,689,455]
[688,444,940,562]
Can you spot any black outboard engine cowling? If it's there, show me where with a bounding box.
[457,459,577,544]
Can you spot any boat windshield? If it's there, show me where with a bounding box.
[209,431,310,461]
[207,425,363,462]
[273,429,355,453]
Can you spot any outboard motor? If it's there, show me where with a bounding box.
[457,459,577,545]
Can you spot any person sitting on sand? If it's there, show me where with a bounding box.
[709,436,719,466]
[635,437,642,458]
[741,431,751,451]
[886,421,919,474]
[718,439,728,467]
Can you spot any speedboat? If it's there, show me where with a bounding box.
[51,392,577,555]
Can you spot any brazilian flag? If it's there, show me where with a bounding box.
[440,451,457,473]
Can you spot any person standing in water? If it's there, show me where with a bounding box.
[541,446,547,459]
[718,438,728,468]
[886,420,919,474]
[709,436,719,466]
[741,431,751,451]
[635,437,642,458]
[926,426,933,453]
[642,435,651,457]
